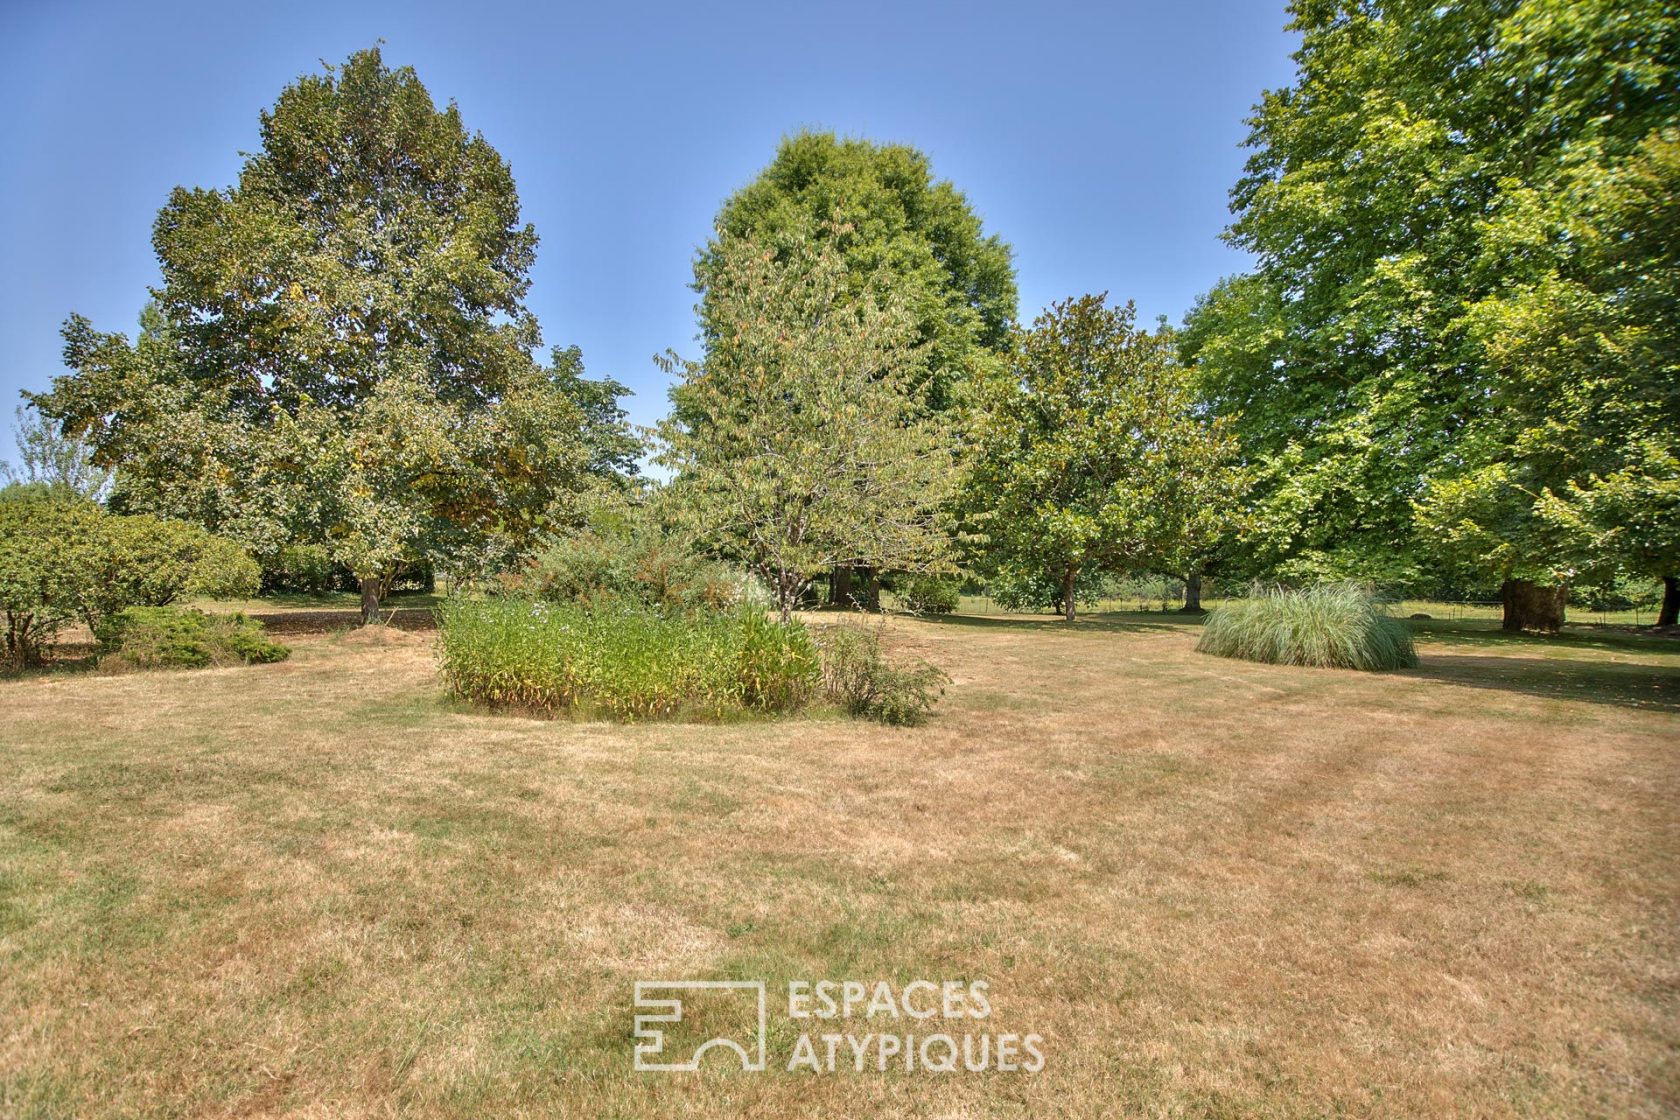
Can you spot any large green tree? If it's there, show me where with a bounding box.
[699,131,1017,411]
[696,131,1017,606]
[1187,0,1678,630]
[658,224,958,622]
[967,294,1242,622]
[31,48,631,621]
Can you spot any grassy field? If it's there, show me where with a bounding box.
[1,608,1676,1117]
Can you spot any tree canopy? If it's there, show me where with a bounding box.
[967,294,1242,621]
[30,48,635,621]
[697,130,1017,413]
[1184,0,1678,628]
[658,224,958,621]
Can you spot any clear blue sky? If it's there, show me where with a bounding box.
[0,0,1298,467]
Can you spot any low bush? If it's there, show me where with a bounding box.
[1195,583,1418,671]
[437,598,818,720]
[893,574,961,615]
[815,622,949,726]
[100,606,290,670]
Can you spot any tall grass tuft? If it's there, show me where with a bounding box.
[436,598,819,720]
[1195,584,1418,671]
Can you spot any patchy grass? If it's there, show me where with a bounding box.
[0,612,1676,1117]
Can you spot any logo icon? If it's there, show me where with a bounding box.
[632,980,767,1072]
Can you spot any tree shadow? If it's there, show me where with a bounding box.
[1404,651,1680,713]
[917,610,1197,637]
[1408,618,1680,658]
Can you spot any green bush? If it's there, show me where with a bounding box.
[1195,584,1418,671]
[894,574,961,615]
[815,622,949,726]
[100,606,290,670]
[521,516,754,612]
[0,489,260,669]
[261,543,347,596]
[437,598,818,721]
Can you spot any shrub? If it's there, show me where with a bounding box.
[261,544,347,596]
[894,574,961,615]
[815,622,949,726]
[436,598,818,721]
[0,487,82,667]
[1195,583,1418,671]
[0,490,261,669]
[89,517,261,630]
[100,606,289,670]
[521,515,753,612]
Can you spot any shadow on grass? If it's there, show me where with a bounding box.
[251,608,438,635]
[1409,618,1680,658]
[247,590,445,611]
[920,609,1199,637]
[1405,652,1680,713]
[935,608,1680,713]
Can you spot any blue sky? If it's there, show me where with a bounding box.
[0,0,1298,467]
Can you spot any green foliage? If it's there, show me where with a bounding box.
[518,499,751,612]
[100,606,289,670]
[436,598,819,721]
[0,490,259,668]
[658,223,959,620]
[29,49,637,620]
[0,405,110,500]
[966,294,1243,620]
[892,573,961,615]
[699,131,1017,412]
[1189,0,1678,594]
[814,623,948,726]
[986,565,1112,615]
[0,487,82,668]
[83,515,260,636]
[1196,585,1418,672]
[261,543,345,596]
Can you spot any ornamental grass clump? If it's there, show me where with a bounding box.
[436,598,819,721]
[1195,583,1418,671]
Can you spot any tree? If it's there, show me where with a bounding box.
[697,131,1017,606]
[30,48,630,623]
[0,404,111,500]
[700,131,1017,410]
[658,225,958,622]
[1199,0,1677,631]
[966,294,1241,622]
[1418,127,1679,628]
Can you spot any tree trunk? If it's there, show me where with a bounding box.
[1062,566,1078,623]
[1501,579,1567,633]
[359,576,383,626]
[777,571,795,624]
[828,565,853,608]
[855,567,881,612]
[1180,570,1203,613]
[1659,575,1679,628]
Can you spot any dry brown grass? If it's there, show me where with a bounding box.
[1,612,1676,1118]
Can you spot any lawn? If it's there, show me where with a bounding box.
[1,611,1676,1117]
